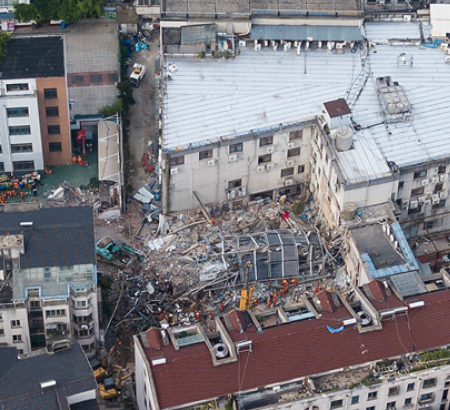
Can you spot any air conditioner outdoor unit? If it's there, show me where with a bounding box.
[207,159,216,166]
[266,164,275,171]
[170,167,178,175]
[432,176,440,184]
[239,40,247,47]
[424,199,431,205]
[403,14,412,22]
[432,193,440,201]
[432,197,440,204]
[419,195,426,203]
[257,165,265,172]
[285,179,294,186]
[238,188,247,197]
[80,325,88,330]
[440,174,449,181]
[287,160,295,166]
[227,190,235,199]
[287,142,295,149]
[421,179,429,186]
[266,147,275,154]
[440,191,448,199]
[229,154,238,162]
[409,200,418,209]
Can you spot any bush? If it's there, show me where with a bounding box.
[99,274,113,290]
[198,51,206,58]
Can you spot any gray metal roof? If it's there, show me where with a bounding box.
[0,206,96,269]
[390,271,428,297]
[0,344,97,410]
[250,25,363,41]
[181,24,216,45]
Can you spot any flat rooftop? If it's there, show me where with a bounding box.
[163,21,450,169]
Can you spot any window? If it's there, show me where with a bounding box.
[13,161,34,172]
[424,221,434,230]
[0,163,4,172]
[423,378,437,389]
[30,301,40,309]
[439,165,447,174]
[432,200,447,210]
[419,393,434,403]
[170,156,184,166]
[71,75,84,85]
[389,387,399,396]
[289,130,303,141]
[90,74,102,83]
[368,392,378,401]
[228,179,242,189]
[9,125,31,135]
[73,314,93,323]
[281,167,294,177]
[435,183,444,193]
[0,328,4,336]
[49,142,62,153]
[398,181,404,189]
[44,88,58,99]
[260,136,273,147]
[17,349,24,354]
[351,396,359,405]
[414,170,427,179]
[46,309,66,317]
[13,335,22,343]
[386,402,396,409]
[442,390,448,401]
[408,204,422,215]
[7,83,29,92]
[407,383,415,392]
[298,164,305,173]
[10,320,21,328]
[6,107,29,117]
[330,400,343,409]
[411,187,424,196]
[288,148,301,157]
[229,143,243,153]
[46,106,59,117]
[440,404,446,410]
[47,125,60,135]
[11,144,32,153]
[258,154,272,164]
[199,150,213,160]
[404,398,412,406]
[0,145,2,153]
[366,407,375,410]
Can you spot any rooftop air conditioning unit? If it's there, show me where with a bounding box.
[255,43,261,51]
[285,179,294,186]
[409,200,418,209]
[440,191,448,199]
[266,163,275,171]
[229,154,238,162]
[403,14,412,22]
[432,176,440,184]
[421,179,429,186]
[440,174,449,182]
[170,167,178,175]
[419,195,427,203]
[267,146,275,154]
[257,165,265,172]
[287,160,295,166]
[336,43,344,50]
[227,190,235,199]
[287,142,295,149]
[207,159,216,166]
[238,187,247,197]
[424,199,431,205]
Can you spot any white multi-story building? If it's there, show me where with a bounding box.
[0,79,44,174]
[0,206,99,357]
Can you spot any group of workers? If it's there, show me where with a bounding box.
[72,155,85,166]
[0,172,41,204]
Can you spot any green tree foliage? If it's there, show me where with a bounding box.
[14,0,103,24]
[99,100,122,117]
[0,32,11,63]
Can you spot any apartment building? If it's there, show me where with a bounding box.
[0,36,72,172]
[0,206,99,358]
[135,273,450,410]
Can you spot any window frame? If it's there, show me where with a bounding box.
[411,187,424,196]
[11,143,33,154]
[289,130,303,141]
[281,167,294,177]
[44,88,58,99]
[413,170,427,180]
[259,136,273,147]
[258,154,272,164]
[49,142,62,153]
[330,399,343,409]
[368,391,378,401]
[170,156,185,166]
[6,107,29,118]
[46,106,59,117]
[229,143,243,153]
[228,179,242,189]
[6,83,29,92]
[9,125,31,136]
[287,147,301,157]
[199,149,213,160]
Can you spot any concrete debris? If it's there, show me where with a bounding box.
[133,187,154,203]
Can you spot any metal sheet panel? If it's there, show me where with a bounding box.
[250,25,363,41]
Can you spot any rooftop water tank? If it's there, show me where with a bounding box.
[336,126,353,152]
[343,202,357,221]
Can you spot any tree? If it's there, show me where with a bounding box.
[14,3,43,24]
[0,32,11,63]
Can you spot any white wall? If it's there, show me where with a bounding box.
[134,335,158,410]
[0,304,31,354]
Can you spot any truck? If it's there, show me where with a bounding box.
[129,63,146,87]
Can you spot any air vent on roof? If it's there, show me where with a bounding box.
[235,340,252,353]
[407,301,425,309]
[213,343,229,359]
[152,357,167,366]
[40,380,56,389]
[357,311,372,327]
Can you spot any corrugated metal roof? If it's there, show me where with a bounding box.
[250,25,363,41]
[181,24,216,44]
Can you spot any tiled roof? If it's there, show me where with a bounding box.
[0,36,64,79]
[144,290,450,409]
[0,206,95,269]
[0,344,97,410]
[367,280,388,301]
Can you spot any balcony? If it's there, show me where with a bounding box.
[46,330,70,340]
[41,298,68,307]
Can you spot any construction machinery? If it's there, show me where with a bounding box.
[96,237,144,264]
[90,358,107,381]
[98,377,118,400]
[129,63,146,87]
